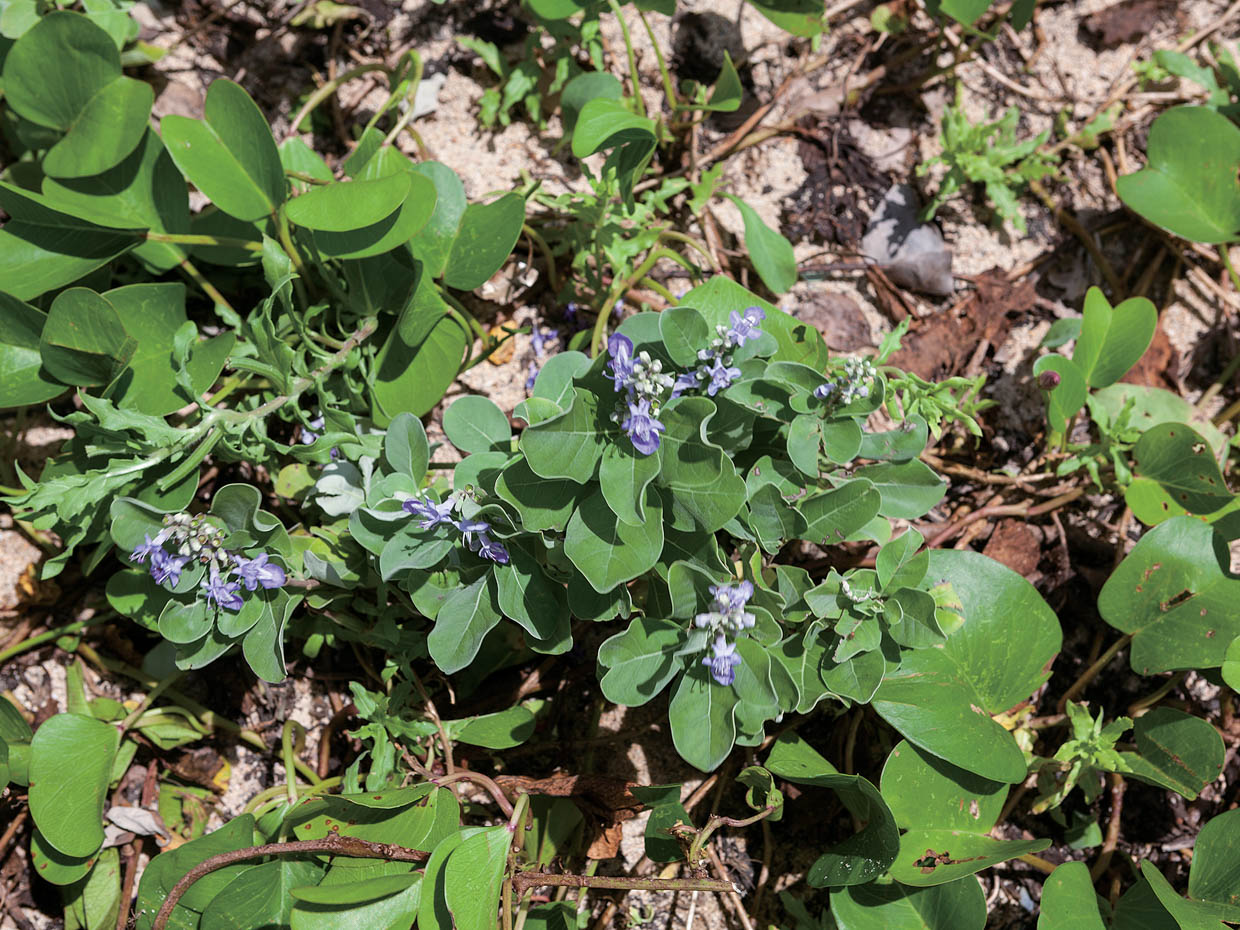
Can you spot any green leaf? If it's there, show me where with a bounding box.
[285,174,411,230]
[1117,707,1224,800]
[659,306,710,368]
[520,388,606,481]
[1117,106,1240,244]
[765,732,900,886]
[1189,808,1240,917]
[495,543,569,642]
[1072,287,1157,388]
[566,487,663,593]
[1038,861,1106,930]
[1142,861,1234,930]
[312,148,438,259]
[0,291,63,407]
[419,829,472,930]
[452,705,537,749]
[443,395,512,453]
[873,550,1061,783]
[28,713,119,858]
[38,286,134,388]
[1126,422,1232,522]
[831,877,986,930]
[684,276,829,369]
[880,740,1006,833]
[598,617,686,706]
[0,185,138,299]
[658,397,747,531]
[63,847,122,930]
[495,459,581,532]
[383,412,429,484]
[161,79,286,222]
[30,828,96,886]
[1098,516,1240,674]
[669,664,738,771]
[1223,636,1240,692]
[371,307,468,421]
[103,283,211,416]
[1034,354,1086,435]
[443,827,508,930]
[570,98,657,205]
[853,460,947,520]
[291,870,418,907]
[135,815,258,930]
[200,858,325,930]
[428,576,503,673]
[880,739,1046,885]
[629,784,691,863]
[442,192,526,290]
[599,441,661,526]
[408,162,467,279]
[926,0,992,25]
[45,76,154,179]
[560,70,622,134]
[745,0,826,36]
[704,52,742,112]
[3,12,151,177]
[798,479,881,546]
[724,194,797,294]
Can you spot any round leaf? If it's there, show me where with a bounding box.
[443,395,512,454]
[1117,106,1240,244]
[831,876,986,930]
[284,174,412,232]
[3,12,118,129]
[872,549,1062,783]
[161,79,286,222]
[29,713,119,857]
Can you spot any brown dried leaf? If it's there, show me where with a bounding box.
[1120,319,1177,389]
[797,292,873,351]
[1082,0,1174,49]
[886,269,1032,380]
[982,519,1043,578]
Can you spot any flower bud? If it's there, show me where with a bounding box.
[1038,370,1061,390]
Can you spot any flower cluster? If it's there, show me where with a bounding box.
[606,333,676,455]
[605,307,767,455]
[672,306,766,398]
[130,512,286,611]
[694,581,756,686]
[814,356,877,405]
[402,494,510,564]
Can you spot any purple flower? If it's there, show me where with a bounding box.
[814,381,837,400]
[607,333,635,392]
[526,361,540,391]
[235,552,286,591]
[728,306,765,346]
[704,357,741,396]
[621,398,665,455]
[476,533,510,564]
[204,570,244,611]
[403,495,455,530]
[301,415,325,445]
[564,302,579,324]
[712,581,753,612]
[671,372,699,398]
[131,533,164,564]
[703,636,742,686]
[455,517,491,549]
[150,549,190,587]
[531,326,559,358]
